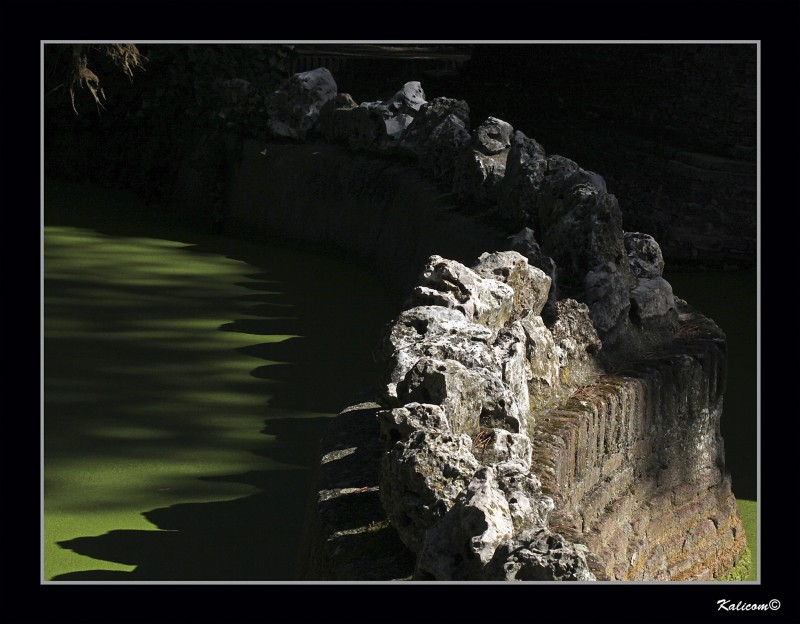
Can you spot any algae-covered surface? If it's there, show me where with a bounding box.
[43,179,396,580]
[736,499,758,582]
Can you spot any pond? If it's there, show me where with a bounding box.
[43,179,397,581]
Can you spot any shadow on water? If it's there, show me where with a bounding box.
[53,470,314,581]
[46,179,397,580]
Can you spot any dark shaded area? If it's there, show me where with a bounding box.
[665,269,757,500]
[299,405,416,581]
[53,469,312,581]
[45,42,756,270]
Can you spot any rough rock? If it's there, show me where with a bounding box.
[360,82,428,145]
[473,250,551,318]
[382,81,427,118]
[317,82,426,150]
[377,305,495,400]
[545,154,580,177]
[395,358,484,435]
[377,403,450,448]
[491,321,532,426]
[452,118,516,207]
[396,357,525,436]
[452,148,509,207]
[624,231,666,278]
[474,117,514,155]
[520,315,562,418]
[539,178,628,282]
[265,67,337,140]
[629,277,676,324]
[498,131,548,223]
[476,369,526,433]
[415,467,514,579]
[379,429,480,552]
[507,227,559,303]
[584,262,633,336]
[405,255,514,332]
[494,463,555,534]
[485,529,596,581]
[402,97,471,181]
[471,428,532,471]
[547,299,602,385]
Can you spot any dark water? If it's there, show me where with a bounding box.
[43,180,397,581]
[664,268,758,502]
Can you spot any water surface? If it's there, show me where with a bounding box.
[44,180,397,580]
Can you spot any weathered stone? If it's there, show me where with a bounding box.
[477,369,526,434]
[546,154,580,177]
[624,231,666,278]
[452,117,516,206]
[498,131,548,223]
[472,428,532,471]
[585,262,633,335]
[317,83,426,150]
[485,528,597,581]
[265,67,337,140]
[379,429,480,553]
[379,305,493,359]
[520,315,562,417]
[474,117,514,155]
[452,147,509,207]
[548,299,602,385]
[520,316,560,385]
[536,165,631,329]
[473,250,551,318]
[629,277,676,324]
[491,321,532,426]
[404,96,470,143]
[507,227,559,302]
[361,82,428,145]
[494,463,555,533]
[508,130,547,169]
[416,467,514,579]
[540,183,627,273]
[403,97,471,181]
[395,358,484,436]
[382,81,427,118]
[378,305,495,400]
[405,255,514,331]
[377,403,450,448]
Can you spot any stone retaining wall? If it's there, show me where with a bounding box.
[536,308,744,580]
[169,67,747,581]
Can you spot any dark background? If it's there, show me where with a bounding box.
[45,42,757,271]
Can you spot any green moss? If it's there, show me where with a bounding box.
[736,499,758,581]
[718,499,757,582]
[719,545,751,581]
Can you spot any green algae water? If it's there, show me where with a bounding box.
[43,180,397,581]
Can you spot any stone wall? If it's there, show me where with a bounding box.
[535,307,744,580]
[452,44,757,270]
[167,67,747,581]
